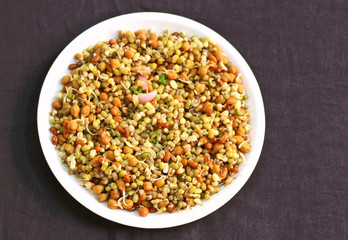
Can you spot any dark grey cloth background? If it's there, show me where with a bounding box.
[0,0,347,239]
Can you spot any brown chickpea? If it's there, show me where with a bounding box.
[116,179,125,192]
[236,127,245,136]
[110,106,120,116]
[147,82,154,92]
[181,42,190,51]
[173,95,184,103]
[233,135,244,146]
[112,97,121,107]
[138,207,149,217]
[202,102,213,114]
[70,105,80,118]
[179,72,189,82]
[125,50,134,59]
[150,33,158,48]
[198,65,209,77]
[57,134,66,145]
[214,45,223,62]
[222,55,228,65]
[158,200,169,208]
[219,135,229,144]
[110,190,120,200]
[88,114,95,123]
[67,120,78,131]
[127,156,138,167]
[239,142,251,153]
[166,203,175,213]
[212,164,220,174]
[237,84,244,94]
[205,142,213,150]
[154,178,165,188]
[167,71,178,80]
[99,92,108,101]
[64,143,75,155]
[230,66,239,74]
[89,157,102,167]
[71,80,79,89]
[221,72,235,82]
[195,83,206,94]
[81,105,91,117]
[143,181,153,191]
[110,59,120,70]
[109,39,117,45]
[100,136,110,145]
[61,75,70,85]
[98,62,106,72]
[52,100,62,110]
[105,150,115,160]
[220,166,228,179]
[97,193,108,203]
[172,146,184,156]
[226,96,237,105]
[198,136,208,146]
[123,146,133,154]
[107,199,118,209]
[215,95,226,104]
[211,143,224,154]
[92,185,104,194]
[186,198,195,207]
[122,199,133,209]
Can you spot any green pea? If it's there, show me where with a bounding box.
[137,180,143,186]
[119,170,126,177]
[111,182,117,190]
[133,194,139,203]
[138,175,145,181]
[170,162,178,170]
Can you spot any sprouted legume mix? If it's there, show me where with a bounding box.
[49,29,251,217]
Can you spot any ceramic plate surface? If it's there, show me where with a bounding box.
[37,12,265,228]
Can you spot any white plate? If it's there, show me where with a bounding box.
[37,12,265,229]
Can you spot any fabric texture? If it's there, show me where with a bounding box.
[0,0,347,239]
